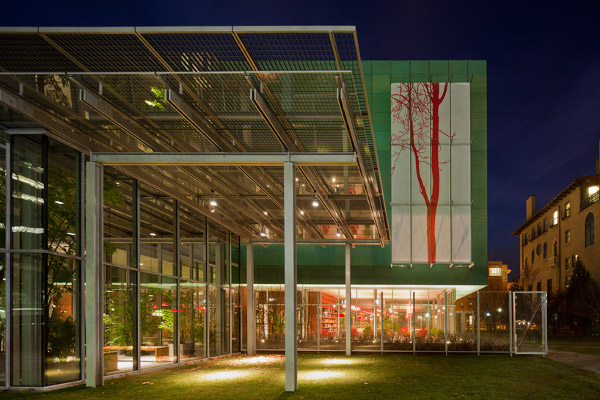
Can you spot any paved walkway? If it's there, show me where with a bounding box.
[547,350,600,374]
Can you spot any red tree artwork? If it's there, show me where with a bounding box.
[391,82,452,263]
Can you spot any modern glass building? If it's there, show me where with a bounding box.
[0,26,545,391]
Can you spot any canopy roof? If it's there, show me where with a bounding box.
[0,26,389,244]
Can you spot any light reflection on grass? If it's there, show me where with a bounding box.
[221,355,284,366]
[320,358,356,366]
[301,370,345,381]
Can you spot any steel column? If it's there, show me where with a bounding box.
[345,244,351,356]
[477,291,480,356]
[444,291,448,356]
[380,291,384,354]
[246,244,255,356]
[283,161,297,392]
[85,161,103,387]
[508,292,513,356]
[4,142,11,388]
[412,292,416,355]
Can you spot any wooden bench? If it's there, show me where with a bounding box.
[104,345,170,361]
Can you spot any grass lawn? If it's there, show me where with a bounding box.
[549,337,600,356]
[3,353,600,400]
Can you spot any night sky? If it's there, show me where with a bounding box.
[2,0,600,280]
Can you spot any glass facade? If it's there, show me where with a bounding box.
[7,136,83,387]
[0,135,242,388]
[247,285,545,354]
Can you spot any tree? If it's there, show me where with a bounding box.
[566,260,600,335]
[391,82,452,262]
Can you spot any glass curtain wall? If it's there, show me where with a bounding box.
[103,169,136,375]
[10,136,82,387]
[0,137,242,388]
[0,143,6,386]
[179,205,206,362]
[250,286,535,354]
[102,168,241,379]
[208,223,230,357]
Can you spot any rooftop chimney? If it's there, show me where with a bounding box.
[526,195,536,220]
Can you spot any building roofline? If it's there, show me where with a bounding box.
[512,175,598,236]
[0,26,357,34]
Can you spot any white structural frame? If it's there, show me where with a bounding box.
[85,151,355,391]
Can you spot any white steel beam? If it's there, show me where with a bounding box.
[246,244,256,356]
[85,162,103,387]
[91,152,356,166]
[284,161,297,392]
[345,244,351,356]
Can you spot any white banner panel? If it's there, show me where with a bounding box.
[452,205,471,263]
[391,82,471,264]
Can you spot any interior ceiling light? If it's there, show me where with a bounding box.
[260,225,267,237]
[149,232,156,237]
[209,190,218,207]
[336,227,341,238]
[312,191,319,207]
[332,177,336,183]
[300,210,304,215]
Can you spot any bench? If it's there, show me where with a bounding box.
[103,345,170,362]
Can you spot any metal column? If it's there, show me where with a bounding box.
[284,161,297,392]
[508,292,513,356]
[345,244,351,356]
[85,161,103,387]
[246,244,255,355]
[444,291,448,356]
[380,291,384,354]
[477,291,480,356]
[412,292,416,355]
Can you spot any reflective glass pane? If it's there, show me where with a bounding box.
[103,168,134,267]
[208,224,227,285]
[11,254,43,387]
[180,281,205,361]
[320,288,345,351]
[46,256,80,385]
[140,184,175,275]
[0,145,6,248]
[256,286,284,350]
[104,266,137,375]
[12,136,44,250]
[0,254,5,385]
[47,140,79,255]
[140,273,177,369]
[179,205,205,281]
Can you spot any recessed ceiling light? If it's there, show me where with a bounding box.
[312,191,319,207]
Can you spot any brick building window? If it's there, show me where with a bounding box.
[565,201,571,217]
[565,257,570,270]
[565,229,571,244]
[585,212,595,247]
[547,279,552,294]
[543,242,548,259]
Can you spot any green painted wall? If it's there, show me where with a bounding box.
[243,60,487,287]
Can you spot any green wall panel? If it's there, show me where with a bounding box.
[241,60,487,288]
